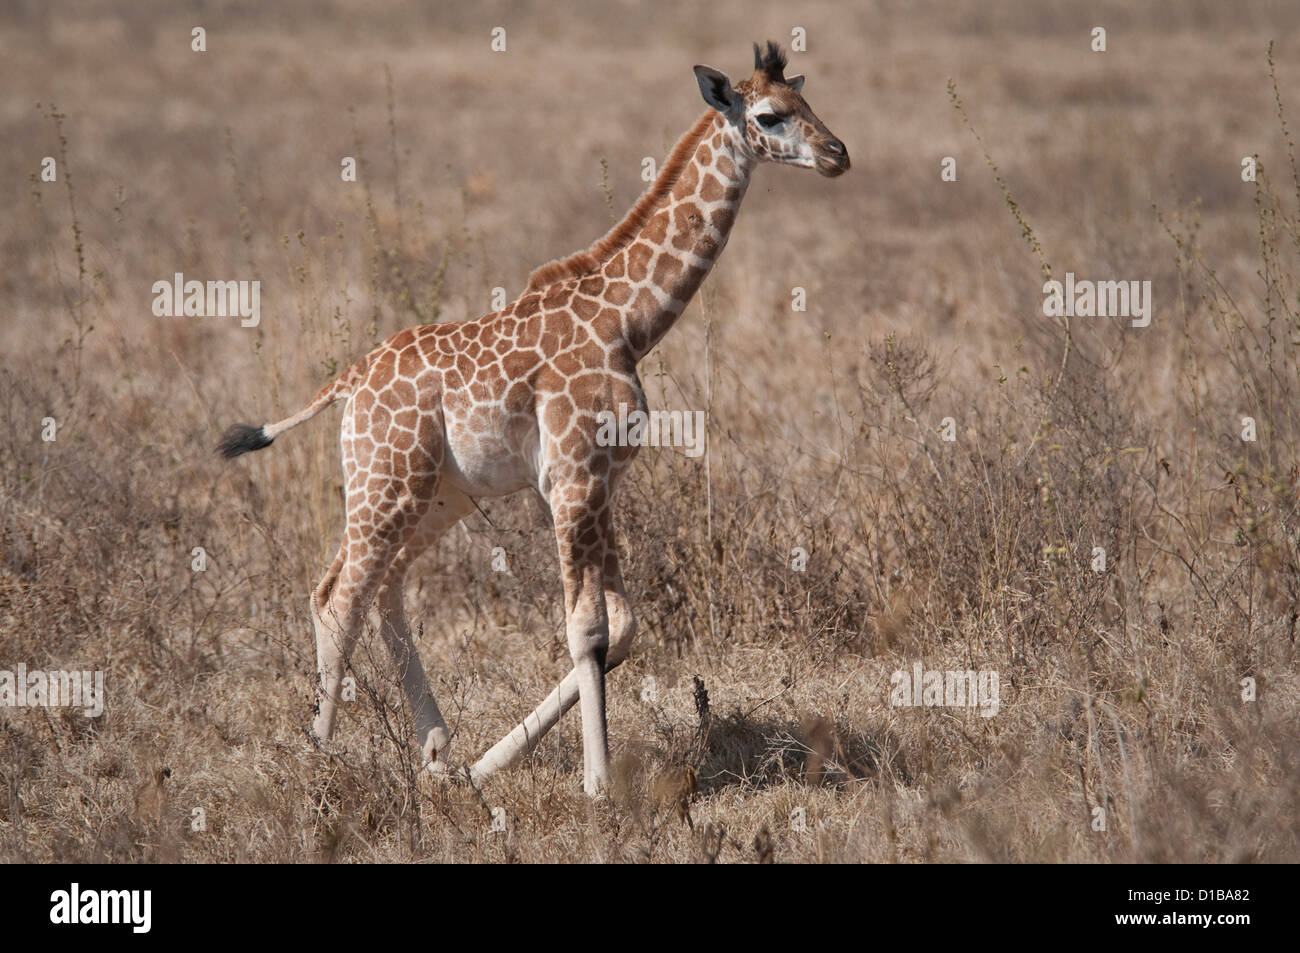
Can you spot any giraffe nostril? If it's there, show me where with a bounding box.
[825,139,846,157]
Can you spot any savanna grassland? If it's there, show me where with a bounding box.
[2,0,1299,863]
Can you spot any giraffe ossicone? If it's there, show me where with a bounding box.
[218,41,849,797]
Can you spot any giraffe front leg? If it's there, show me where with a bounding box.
[470,552,636,784]
[554,487,613,795]
[469,670,580,782]
[567,568,610,796]
[469,583,608,793]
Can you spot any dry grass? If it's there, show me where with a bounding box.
[2,0,1298,863]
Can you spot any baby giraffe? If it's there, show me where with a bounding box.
[219,42,849,796]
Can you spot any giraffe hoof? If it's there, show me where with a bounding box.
[422,759,472,786]
[305,726,335,754]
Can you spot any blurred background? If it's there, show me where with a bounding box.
[2,1,1298,862]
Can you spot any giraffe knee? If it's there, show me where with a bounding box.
[606,601,637,669]
[376,577,403,614]
[312,554,345,620]
[565,599,610,665]
[311,577,336,621]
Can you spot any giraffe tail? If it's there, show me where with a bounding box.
[216,354,370,459]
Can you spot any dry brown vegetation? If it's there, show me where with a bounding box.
[2,0,1298,863]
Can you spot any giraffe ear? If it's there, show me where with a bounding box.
[786,74,805,93]
[693,65,740,116]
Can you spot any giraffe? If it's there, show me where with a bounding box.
[218,41,849,796]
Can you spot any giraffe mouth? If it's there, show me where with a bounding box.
[816,154,851,177]
[815,139,850,177]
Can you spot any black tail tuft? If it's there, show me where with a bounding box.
[217,423,274,459]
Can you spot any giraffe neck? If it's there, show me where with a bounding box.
[609,111,756,361]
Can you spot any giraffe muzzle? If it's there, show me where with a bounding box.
[816,138,850,177]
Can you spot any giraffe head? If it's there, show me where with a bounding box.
[693,41,850,178]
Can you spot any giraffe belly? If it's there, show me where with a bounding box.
[439,414,539,498]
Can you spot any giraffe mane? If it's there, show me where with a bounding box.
[523,110,717,294]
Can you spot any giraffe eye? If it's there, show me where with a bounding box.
[756,113,783,129]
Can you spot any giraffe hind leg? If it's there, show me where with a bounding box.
[310,546,348,742]
[374,487,475,769]
[311,512,424,746]
[310,394,445,746]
